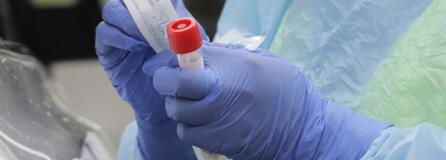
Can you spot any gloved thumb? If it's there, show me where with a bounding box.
[153,67,217,100]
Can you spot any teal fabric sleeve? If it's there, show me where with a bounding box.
[117,122,143,160]
[362,123,446,160]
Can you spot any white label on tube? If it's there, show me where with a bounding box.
[123,0,178,53]
[177,50,204,70]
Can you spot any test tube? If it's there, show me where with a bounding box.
[167,18,226,160]
[167,17,204,70]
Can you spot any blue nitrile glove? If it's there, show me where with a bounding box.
[150,43,392,159]
[95,0,207,159]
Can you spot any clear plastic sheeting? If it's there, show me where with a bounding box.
[355,0,446,129]
[0,138,18,160]
[270,0,432,108]
[0,48,112,160]
[214,0,292,49]
[217,0,446,129]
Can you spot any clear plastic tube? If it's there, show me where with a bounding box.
[177,50,229,160]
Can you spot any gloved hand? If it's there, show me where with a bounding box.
[95,0,205,159]
[150,43,392,159]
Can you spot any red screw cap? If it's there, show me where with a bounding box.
[167,18,203,54]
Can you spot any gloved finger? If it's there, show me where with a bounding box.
[102,0,144,41]
[95,22,148,65]
[153,67,217,100]
[164,87,222,125]
[105,45,150,85]
[176,123,227,154]
[141,50,178,77]
[95,22,152,84]
[96,22,146,53]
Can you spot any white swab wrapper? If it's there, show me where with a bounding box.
[123,0,177,53]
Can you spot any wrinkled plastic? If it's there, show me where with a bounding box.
[0,48,112,160]
[270,0,432,108]
[362,124,446,160]
[217,0,446,129]
[355,0,446,129]
[214,0,291,49]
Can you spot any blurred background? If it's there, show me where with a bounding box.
[0,0,225,152]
